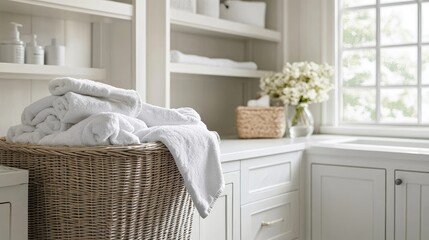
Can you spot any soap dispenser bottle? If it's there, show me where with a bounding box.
[25,34,44,65]
[45,38,65,66]
[0,22,25,64]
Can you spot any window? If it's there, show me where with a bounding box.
[338,0,429,125]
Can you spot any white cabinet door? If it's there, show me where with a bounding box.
[241,191,299,240]
[312,165,385,240]
[395,171,429,240]
[0,202,10,240]
[192,171,240,240]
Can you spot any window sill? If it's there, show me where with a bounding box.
[320,125,429,139]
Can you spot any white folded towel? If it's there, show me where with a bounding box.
[136,125,224,218]
[53,92,141,124]
[170,50,258,70]
[21,95,59,126]
[35,115,64,134]
[138,102,202,127]
[6,125,36,144]
[247,95,270,107]
[49,77,142,117]
[39,112,148,146]
[8,113,68,144]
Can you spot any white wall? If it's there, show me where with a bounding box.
[284,0,335,133]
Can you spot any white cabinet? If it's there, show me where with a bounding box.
[0,203,11,240]
[240,151,302,240]
[311,164,386,240]
[192,149,303,240]
[192,171,240,240]
[395,171,429,240]
[0,165,28,240]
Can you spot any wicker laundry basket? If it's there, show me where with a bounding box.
[236,106,286,138]
[0,138,194,240]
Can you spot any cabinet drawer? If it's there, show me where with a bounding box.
[241,151,301,204]
[241,191,299,240]
[0,202,11,240]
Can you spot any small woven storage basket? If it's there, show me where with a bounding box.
[0,138,193,240]
[236,106,286,138]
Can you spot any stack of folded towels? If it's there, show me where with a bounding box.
[170,50,258,70]
[6,77,223,218]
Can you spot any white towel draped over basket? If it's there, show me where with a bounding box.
[6,77,224,219]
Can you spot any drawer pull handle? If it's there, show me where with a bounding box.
[261,218,284,227]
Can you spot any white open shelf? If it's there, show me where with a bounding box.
[0,63,106,80]
[170,63,272,78]
[0,0,133,21]
[170,9,281,42]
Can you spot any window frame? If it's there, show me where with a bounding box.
[320,0,429,138]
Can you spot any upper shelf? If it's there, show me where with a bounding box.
[0,0,133,21]
[170,63,272,78]
[170,9,282,43]
[0,63,106,81]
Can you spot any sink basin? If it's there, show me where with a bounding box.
[340,138,429,149]
[320,137,429,151]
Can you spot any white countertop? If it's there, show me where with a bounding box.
[219,134,429,162]
[220,135,342,162]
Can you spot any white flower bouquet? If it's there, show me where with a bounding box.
[260,61,334,106]
[259,62,334,137]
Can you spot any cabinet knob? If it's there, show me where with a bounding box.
[395,179,403,185]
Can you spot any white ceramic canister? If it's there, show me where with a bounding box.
[25,34,44,65]
[45,38,65,65]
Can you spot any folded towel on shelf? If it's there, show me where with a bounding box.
[170,50,258,70]
[39,112,148,146]
[49,77,142,117]
[53,92,141,124]
[138,102,202,127]
[136,125,224,218]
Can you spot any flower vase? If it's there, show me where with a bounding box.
[287,103,314,138]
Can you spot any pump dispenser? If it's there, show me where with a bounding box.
[25,34,44,65]
[0,22,25,63]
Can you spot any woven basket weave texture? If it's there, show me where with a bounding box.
[236,106,286,139]
[0,138,193,240]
